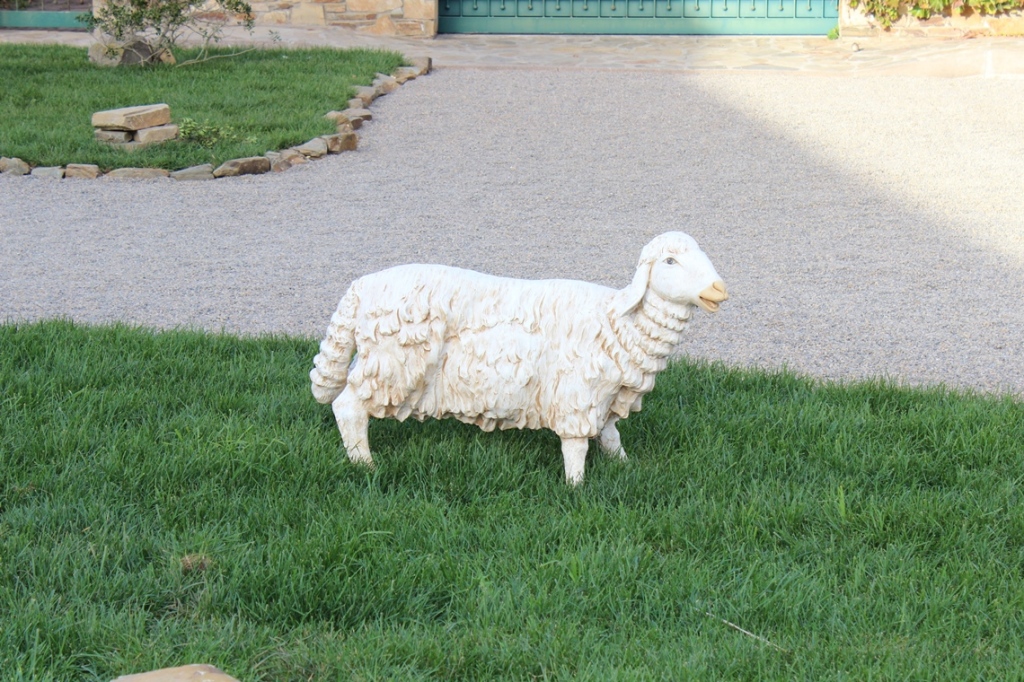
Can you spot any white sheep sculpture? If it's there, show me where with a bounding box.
[311,231,728,485]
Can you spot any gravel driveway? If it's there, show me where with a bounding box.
[3,67,1023,396]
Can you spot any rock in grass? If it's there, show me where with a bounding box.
[31,166,64,179]
[88,40,175,67]
[95,129,133,143]
[170,164,214,181]
[87,42,121,68]
[110,663,239,682]
[92,104,171,132]
[213,156,271,178]
[106,168,171,180]
[118,40,175,66]
[135,124,179,145]
[107,141,148,152]
[65,164,101,179]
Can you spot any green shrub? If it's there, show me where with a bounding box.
[850,0,1024,28]
[80,0,256,64]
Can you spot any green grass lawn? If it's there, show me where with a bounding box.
[3,320,1024,680]
[0,44,405,171]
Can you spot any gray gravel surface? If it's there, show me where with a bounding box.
[3,69,1024,396]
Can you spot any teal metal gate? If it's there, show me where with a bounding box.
[439,0,838,34]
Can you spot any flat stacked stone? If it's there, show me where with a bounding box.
[92,104,179,149]
[95,129,132,143]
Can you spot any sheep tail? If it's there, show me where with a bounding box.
[310,286,359,404]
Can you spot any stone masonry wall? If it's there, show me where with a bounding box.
[841,0,1024,37]
[91,0,437,37]
[250,0,437,37]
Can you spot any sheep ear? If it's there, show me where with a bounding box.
[611,261,651,317]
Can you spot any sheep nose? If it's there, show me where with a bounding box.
[696,281,727,313]
[701,280,729,303]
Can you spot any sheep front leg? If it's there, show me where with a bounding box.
[332,386,374,468]
[561,438,589,486]
[598,417,628,462]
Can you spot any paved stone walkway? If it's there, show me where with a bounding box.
[3,26,1024,76]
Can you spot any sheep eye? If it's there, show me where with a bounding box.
[665,257,677,265]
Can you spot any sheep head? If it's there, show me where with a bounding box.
[613,232,728,316]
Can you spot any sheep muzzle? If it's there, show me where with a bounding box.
[697,280,728,313]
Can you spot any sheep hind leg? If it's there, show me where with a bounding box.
[598,417,628,462]
[332,386,374,469]
[560,438,589,486]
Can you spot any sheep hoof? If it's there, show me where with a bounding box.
[347,451,376,469]
[609,447,628,462]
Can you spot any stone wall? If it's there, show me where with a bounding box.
[91,0,437,37]
[249,0,436,35]
[841,0,1024,37]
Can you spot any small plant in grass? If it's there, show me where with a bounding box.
[81,0,256,66]
[177,117,256,148]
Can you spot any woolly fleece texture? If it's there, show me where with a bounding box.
[311,232,728,484]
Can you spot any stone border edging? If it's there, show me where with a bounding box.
[0,57,431,182]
